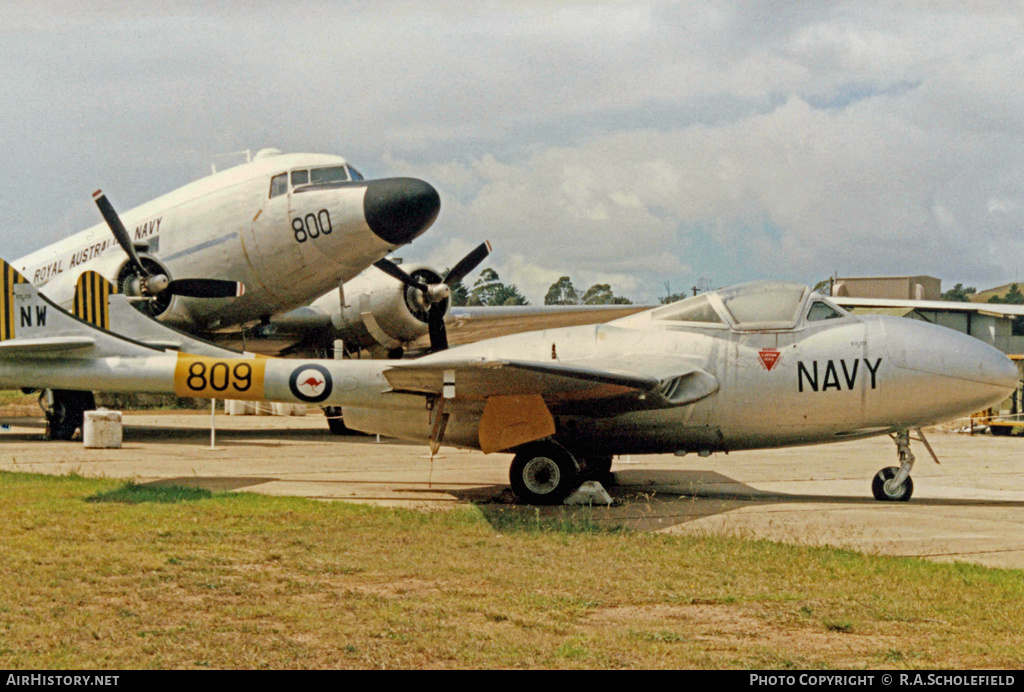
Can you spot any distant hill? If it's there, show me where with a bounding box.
[971,283,1024,304]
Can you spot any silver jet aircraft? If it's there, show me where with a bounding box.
[0,262,1016,505]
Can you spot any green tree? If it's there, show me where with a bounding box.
[581,283,632,305]
[544,276,581,305]
[941,283,976,302]
[467,268,529,306]
[661,280,704,304]
[989,284,1024,305]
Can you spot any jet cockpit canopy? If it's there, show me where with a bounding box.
[652,280,848,331]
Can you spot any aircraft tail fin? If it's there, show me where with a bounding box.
[73,271,119,330]
[0,260,30,342]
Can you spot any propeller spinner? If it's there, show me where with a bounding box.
[92,190,245,299]
[373,241,492,352]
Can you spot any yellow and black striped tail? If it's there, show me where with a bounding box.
[0,260,29,342]
[73,271,119,331]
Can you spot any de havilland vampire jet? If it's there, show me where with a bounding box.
[10,148,445,436]
[0,260,1016,505]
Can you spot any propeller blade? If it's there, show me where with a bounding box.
[374,257,427,290]
[427,303,448,352]
[444,241,492,286]
[167,278,246,299]
[93,190,148,277]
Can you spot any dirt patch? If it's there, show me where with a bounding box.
[585,602,900,666]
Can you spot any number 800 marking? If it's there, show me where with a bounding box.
[292,209,333,243]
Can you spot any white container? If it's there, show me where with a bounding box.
[271,403,308,416]
[83,410,123,449]
[225,399,250,415]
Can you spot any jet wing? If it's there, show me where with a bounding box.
[439,304,650,347]
[383,355,718,412]
[834,296,1024,317]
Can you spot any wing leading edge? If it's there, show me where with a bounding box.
[383,355,719,411]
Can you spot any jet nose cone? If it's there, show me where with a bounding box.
[881,316,1019,408]
[978,343,1020,391]
[363,177,441,245]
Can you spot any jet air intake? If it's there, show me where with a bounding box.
[363,178,441,245]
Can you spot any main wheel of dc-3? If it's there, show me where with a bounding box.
[509,442,580,505]
[871,466,914,502]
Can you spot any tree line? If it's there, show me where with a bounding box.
[450,270,1024,308]
[448,269,635,306]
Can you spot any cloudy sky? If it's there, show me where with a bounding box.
[2,1,1023,303]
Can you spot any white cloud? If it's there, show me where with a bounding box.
[3,1,1024,304]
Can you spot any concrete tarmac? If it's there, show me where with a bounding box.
[2,412,1024,570]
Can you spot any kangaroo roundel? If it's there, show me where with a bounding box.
[289,364,333,403]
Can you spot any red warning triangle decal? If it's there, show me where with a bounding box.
[758,348,781,371]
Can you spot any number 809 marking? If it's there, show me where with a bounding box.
[174,356,266,401]
[186,361,252,392]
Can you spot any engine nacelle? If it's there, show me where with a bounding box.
[327,263,449,350]
[43,251,200,330]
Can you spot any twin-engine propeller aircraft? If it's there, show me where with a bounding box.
[246,253,650,360]
[0,260,1016,505]
[247,243,497,359]
[11,148,444,436]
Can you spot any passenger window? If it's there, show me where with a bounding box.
[291,170,309,186]
[269,173,288,198]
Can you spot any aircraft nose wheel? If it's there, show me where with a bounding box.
[872,466,914,502]
[872,429,923,502]
[509,442,580,505]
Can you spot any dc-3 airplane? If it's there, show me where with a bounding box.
[10,148,467,437]
[0,258,1016,505]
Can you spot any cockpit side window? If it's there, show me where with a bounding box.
[348,166,364,181]
[651,294,725,325]
[291,170,309,187]
[269,173,288,198]
[806,300,846,322]
[310,166,349,184]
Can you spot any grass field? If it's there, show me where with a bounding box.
[2,471,1023,670]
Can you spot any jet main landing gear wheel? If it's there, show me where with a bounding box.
[579,454,613,481]
[322,406,349,435]
[43,390,96,441]
[509,442,581,505]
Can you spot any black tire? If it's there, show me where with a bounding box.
[323,406,348,435]
[509,442,580,505]
[871,466,913,502]
[991,424,1013,437]
[580,455,613,480]
[45,390,95,441]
